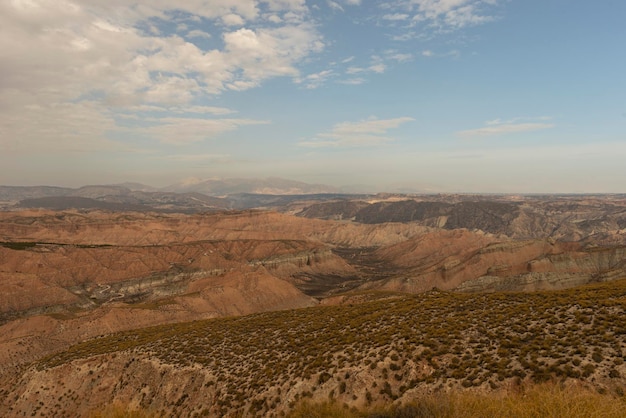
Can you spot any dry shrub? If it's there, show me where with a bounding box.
[289,400,359,418]
[87,402,159,418]
[288,383,626,418]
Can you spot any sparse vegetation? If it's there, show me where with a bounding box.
[88,402,160,418]
[33,279,626,416]
[288,383,626,418]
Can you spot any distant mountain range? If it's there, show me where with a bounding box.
[0,178,350,212]
[1,177,338,198]
[161,176,340,195]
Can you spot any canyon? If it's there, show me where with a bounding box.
[0,191,625,416]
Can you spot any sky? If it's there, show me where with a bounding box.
[1,0,625,193]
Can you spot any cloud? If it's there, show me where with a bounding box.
[327,1,344,12]
[221,13,245,26]
[368,63,386,74]
[172,106,236,115]
[379,0,499,42]
[337,77,366,85]
[0,0,324,150]
[383,13,410,21]
[161,153,232,163]
[186,29,211,39]
[299,116,414,148]
[387,52,413,62]
[458,117,555,138]
[266,14,283,23]
[0,98,121,153]
[295,69,334,89]
[346,66,364,74]
[410,0,497,28]
[222,25,324,87]
[343,55,388,78]
[140,117,270,145]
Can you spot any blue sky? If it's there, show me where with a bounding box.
[1,0,625,192]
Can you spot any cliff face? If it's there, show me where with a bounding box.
[365,230,626,293]
[1,206,626,394]
[0,239,328,317]
[300,196,626,245]
[296,200,369,220]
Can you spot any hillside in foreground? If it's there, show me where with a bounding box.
[4,279,626,417]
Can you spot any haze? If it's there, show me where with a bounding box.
[1,0,625,193]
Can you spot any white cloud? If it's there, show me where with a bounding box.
[369,63,386,74]
[346,66,364,74]
[332,117,414,134]
[327,1,344,12]
[383,13,410,21]
[144,76,202,105]
[0,0,324,150]
[344,56,387,77]
[186,29,211,39]
[442,3,495,28]
[338,77,366,85]
[161,153,232,163]
[296,69,334,89]
[387,52,413,62]
[222,24,324,87]
[380,0,499,41]
[221,13,245,26]
[300,116,414,148]
[182,106,236,115]
[458,118,555,138]
[0,97,121,153]
[266,14,283,23]
[264,0,308,13]
[141,117,270,144]
[410,0,497,28]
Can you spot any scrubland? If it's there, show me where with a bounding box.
[19,279,626,417]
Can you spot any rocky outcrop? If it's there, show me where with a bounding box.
[297,200,369,220]
[354,200,453,224]
[300,195,626,244]
[365,231,626,293]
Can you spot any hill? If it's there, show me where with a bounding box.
[1,196,626,417]
[4,280,626,417]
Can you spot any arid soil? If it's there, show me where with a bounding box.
[5,282,626,417]
[0,195,625,417]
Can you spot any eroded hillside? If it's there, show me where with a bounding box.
[1,206,625,373]
[4,281,626,417]
[298,195,626,244]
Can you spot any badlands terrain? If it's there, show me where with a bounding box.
[1,186,626,416]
